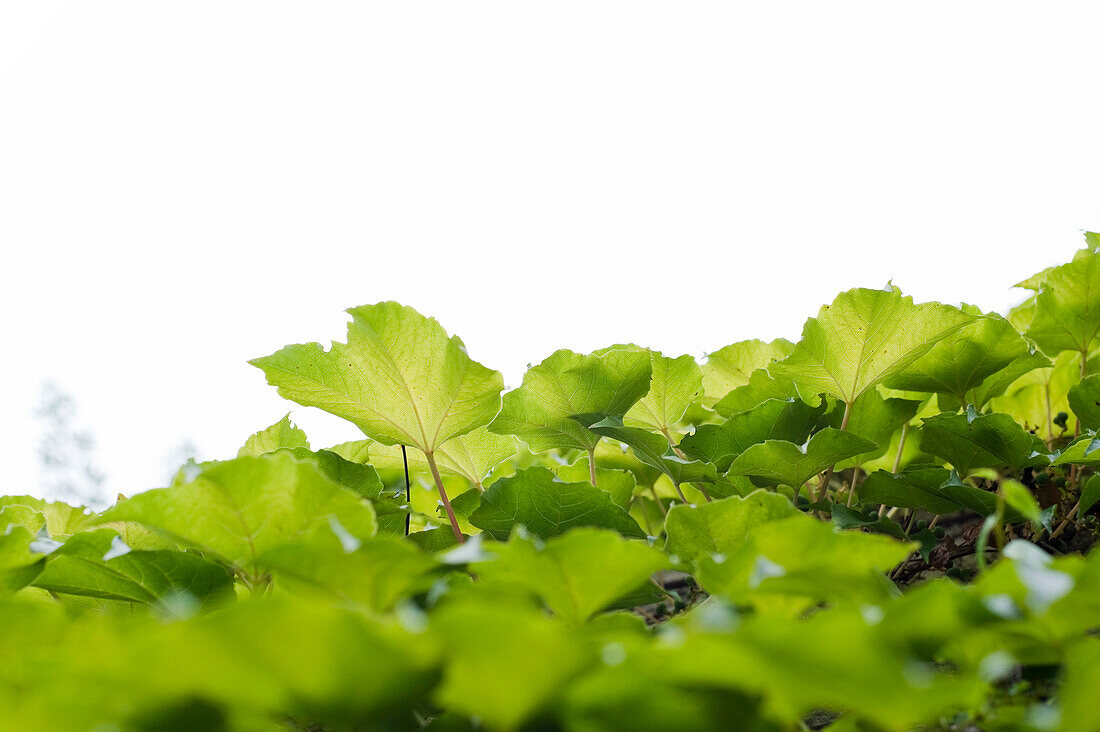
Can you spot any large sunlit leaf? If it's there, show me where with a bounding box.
[725,428,876,489]
[885,308,1031,401]
[624,351,702,437]
[701,339,794,402]
[1024,253,1100,357]
[94,453,377,575]
[469,467,645,540]
[251,301,503,454]
[769,287,975,406]
[489,348,651,453]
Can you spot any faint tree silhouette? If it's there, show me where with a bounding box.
[35,381,106,508]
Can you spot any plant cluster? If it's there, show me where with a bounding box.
[4,235,1100,731]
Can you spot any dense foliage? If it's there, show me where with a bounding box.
[6,235,1100,731]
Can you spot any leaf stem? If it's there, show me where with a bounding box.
[425,450,465,544]
[401,445,412,536]
[815,399,853,506]
[879,422,910,517]
[587,446,598,487]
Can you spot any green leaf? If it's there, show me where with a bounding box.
[1000,480,1043,530]
[0,496,90,537]
[624,351,702,436]
[725,428,876,488]
[1080,473,1100,514]
[695,511,914,606]
[828,390,921,469]
[990,349,1081,440]
[713,368,800,417]
[31,529,235,608]
[1059,638,1100,732]
[947,349,1051,411]
[769,287,975,406]
[1068,374,1100,431]
[885,308,1031,401]
[663,490,798,564]
[554,456,636,508]
[920,411,1049,474]
[238,414,310,457]
[258,532,439,612]
[583,416,716,486]
[1052,431,1100,466]
[371,426,515,491]
[700,339,794,402]
[680,397,825,473]
[251,301,503,454]
[489,348,651,453]
[0,526,46,595]
[1025,253,1100,356]
[94,452,377,575]
[429,595,591,731]
[475,529,668,624]
[859,468,998,515]
[469,467,645,540]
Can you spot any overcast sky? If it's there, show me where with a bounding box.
[2,2,1099,505]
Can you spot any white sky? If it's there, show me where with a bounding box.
[2,2,1099,504]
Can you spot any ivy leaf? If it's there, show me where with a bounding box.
[1052,432,1100,466]
[679,397,825,473]
[429,595,591,731]
[475,529,668,624]
[554,456,636,508]
[1079,474,1100,515]
[257,532,439,613]
[991,350,1081,441]
[31,529,235,608]
[583,416,716,486]
[1068,374,1100,431]
[0,496,90,538]
[489,348,651,454]
[0,526,46,595]
[885,308,1032,402]
[713,369,800,417]
[701,339,794,402]
[251,301,503,454]
[920,411,1049,474]
[859,468,998,515]
[769,287,975,406]
[1025,253,1100,356]
[238,414,310,457]
[725,429,876,489]
[827,390,922,469]
[94,453,377,576]
[663,490,798,564]
[469,467,645,540]
[624,351,702,437]
[937,350,1052,412]
[695,511,914,606]
[1000,480,1043,531]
